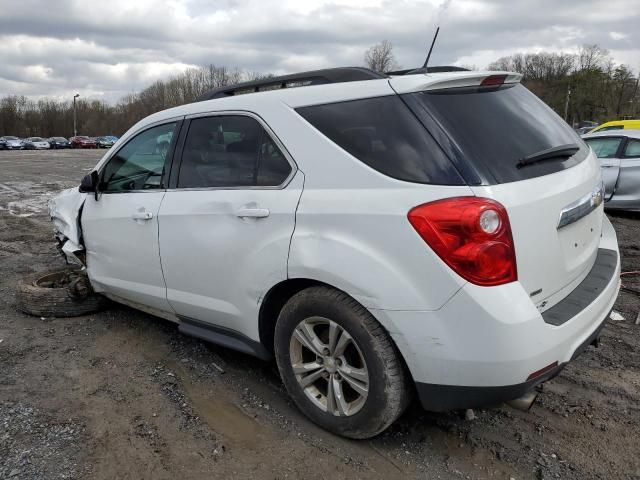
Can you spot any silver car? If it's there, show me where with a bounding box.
[2,136,24,150]
[583,129,640,211]
[23,137,50,150]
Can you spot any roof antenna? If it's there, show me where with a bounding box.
[423,26,440,70]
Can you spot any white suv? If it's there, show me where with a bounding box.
[50,67,620,438]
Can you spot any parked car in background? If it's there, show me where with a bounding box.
[576,126,596,135]
[48,137,71,149]
[2,136,24,150]
[583,129,640,211]
[69,136,98,149]
[23,137,50,150]
[96,136,118,148]
[589,119,640,133]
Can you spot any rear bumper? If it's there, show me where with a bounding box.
[414,310,610,411]
[373,216,620,411]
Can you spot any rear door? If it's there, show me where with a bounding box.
[158,113,301,338]
[583,136,625,200]
[82,121,180,313]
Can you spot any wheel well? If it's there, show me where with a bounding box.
[259,278,324,355]
[258,279,418,402]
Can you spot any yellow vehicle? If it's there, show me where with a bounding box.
[590,119,640,133]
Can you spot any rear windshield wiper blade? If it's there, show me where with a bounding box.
[517,143,580,168]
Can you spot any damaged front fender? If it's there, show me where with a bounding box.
[48,187,87,265]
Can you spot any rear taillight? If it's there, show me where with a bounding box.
[408,197,517,286]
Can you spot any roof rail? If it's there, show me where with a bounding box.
[197,67,385,101]
[386,66,469,76]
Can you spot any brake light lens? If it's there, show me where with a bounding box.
[480,74,507,87]
[408,197,517,286]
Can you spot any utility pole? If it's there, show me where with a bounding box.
[564,83,571,123]
[73,93,80,137]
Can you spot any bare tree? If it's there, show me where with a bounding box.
[364,40,400,73]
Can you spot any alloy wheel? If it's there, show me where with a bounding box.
[289,317,369,416]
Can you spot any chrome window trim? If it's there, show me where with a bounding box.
[557,181,604,229]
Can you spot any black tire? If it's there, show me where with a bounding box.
[16,267,108,317]
[274,286,410,439]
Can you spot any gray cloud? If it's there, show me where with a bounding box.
[0,0,638,103]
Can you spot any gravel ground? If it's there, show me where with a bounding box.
[0,149,639,479]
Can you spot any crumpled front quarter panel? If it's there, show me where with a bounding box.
[48,187,87,253]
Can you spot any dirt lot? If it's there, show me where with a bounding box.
[0,149,639,480]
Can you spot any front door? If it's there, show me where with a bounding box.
[82,121,180,313]
[158,113,302,338]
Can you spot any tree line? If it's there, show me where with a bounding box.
[0,66,268,138]
[0,43,638,138]
[488,44,639,126]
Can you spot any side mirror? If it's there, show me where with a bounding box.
[79,171,100,200]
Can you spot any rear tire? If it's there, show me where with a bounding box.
[16,267,108,317]
[274,286,410,439]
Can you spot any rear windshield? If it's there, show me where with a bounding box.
[296,95,464,185]
[404,84,588,184]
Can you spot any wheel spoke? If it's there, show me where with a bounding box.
[328,321,340,356]
[326,374,337,415]
[331,376,349,416]
[292,361,323,375]
[293,323,324,357]
[333,328,352,357]
[338,366,368,396]
[299,367,326,388]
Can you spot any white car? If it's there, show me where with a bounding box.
[49,67,620,438]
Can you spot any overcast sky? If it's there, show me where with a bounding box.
[1,0,638,103]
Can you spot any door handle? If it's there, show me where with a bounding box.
[131,211,153,221]
[236,207,270,218]
[601,165,615,168]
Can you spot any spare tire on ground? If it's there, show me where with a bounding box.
[16,267,108,317]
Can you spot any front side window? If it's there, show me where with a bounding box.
[584,137,622,158]
[623,139,640,158]
[101,122,176,192]
[177,115,292,188]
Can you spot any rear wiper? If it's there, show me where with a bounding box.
[517,143,580,168]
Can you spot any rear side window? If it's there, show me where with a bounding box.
[584,137,623,158]
[405,84,588,184]
[623,139,640,158]
[178,115,292,188]
[296,96,463,185]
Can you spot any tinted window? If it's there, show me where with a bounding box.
[598,125,624,132]
[296,96,463,185]
[624,139,640,158]
[405,84,588,184]
[584,137,623,158]
[101,122,176,192]
[177,115,292,188]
